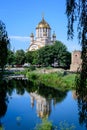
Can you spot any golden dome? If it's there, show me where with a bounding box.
[36,18,51,29]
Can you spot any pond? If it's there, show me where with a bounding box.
[0,79,86,130]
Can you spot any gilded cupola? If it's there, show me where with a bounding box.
[36,17,51,29]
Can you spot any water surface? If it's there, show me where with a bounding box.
[0,79,86,130]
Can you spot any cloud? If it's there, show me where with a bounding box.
[9,35,30,42]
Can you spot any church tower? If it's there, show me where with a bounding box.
[36,16,51,43]
[28,16,56,51]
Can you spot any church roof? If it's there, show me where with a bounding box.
[36,17,51,29]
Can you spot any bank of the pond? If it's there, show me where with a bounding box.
[26,71,76,90]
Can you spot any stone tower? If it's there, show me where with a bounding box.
[70,50,82,71]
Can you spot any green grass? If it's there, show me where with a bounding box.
[11,67,76,90]
[62,74,76,89]
[26,71,76,90]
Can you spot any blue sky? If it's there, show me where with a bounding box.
[0,0,81,52]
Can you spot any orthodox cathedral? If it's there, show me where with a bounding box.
[28,16,56,51]
[28,16,82,71]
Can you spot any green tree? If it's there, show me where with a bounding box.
[38,41,71,68]
[25,51,33,63]
[52,41,71,68]
[7,50,15,65]
[38,45,53,66]
[25,50,38,65]
[66,0,87,87]
[15,49,25,65]
[0,20,10,71]
[32,50,38,64]
[65,51,71,69]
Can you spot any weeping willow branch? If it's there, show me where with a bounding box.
[66,0,87,88]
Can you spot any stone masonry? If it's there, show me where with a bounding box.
[70,50,82,71]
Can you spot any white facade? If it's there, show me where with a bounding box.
[28,17,56,51]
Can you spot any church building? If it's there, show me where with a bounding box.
[28,16,56,51]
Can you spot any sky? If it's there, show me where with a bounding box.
[0,0,81,52]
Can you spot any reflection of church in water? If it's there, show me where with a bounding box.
[28,16,56,51]
[30,92,52,118]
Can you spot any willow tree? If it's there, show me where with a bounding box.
[66,0,87,88]
[0,20,10,72]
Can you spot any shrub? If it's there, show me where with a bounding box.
[35,119,52,130]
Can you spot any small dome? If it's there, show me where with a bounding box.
[52,31,56,37]
[36,17,51,29]
[30,33,34,37]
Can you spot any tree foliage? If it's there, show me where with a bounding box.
[25,50,38,65]
[7,50,15,65]
[15,49,25,65]
[38,45,53,66]
[37,41,71,68]
[25,41,71,68]
[52,41,71,67]
[0,20,10,71]
[66,0,87,87]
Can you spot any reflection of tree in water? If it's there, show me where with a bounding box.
[0,80,8,129]
[8,79,67,119]
[8,79,67,103]
[76,86,87,129]
[13,79,25,95]
[0,79,67,121]
[9,79,67,106]
[7,79,26,95]
[0,78,86,128]
[36,83,67,103]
